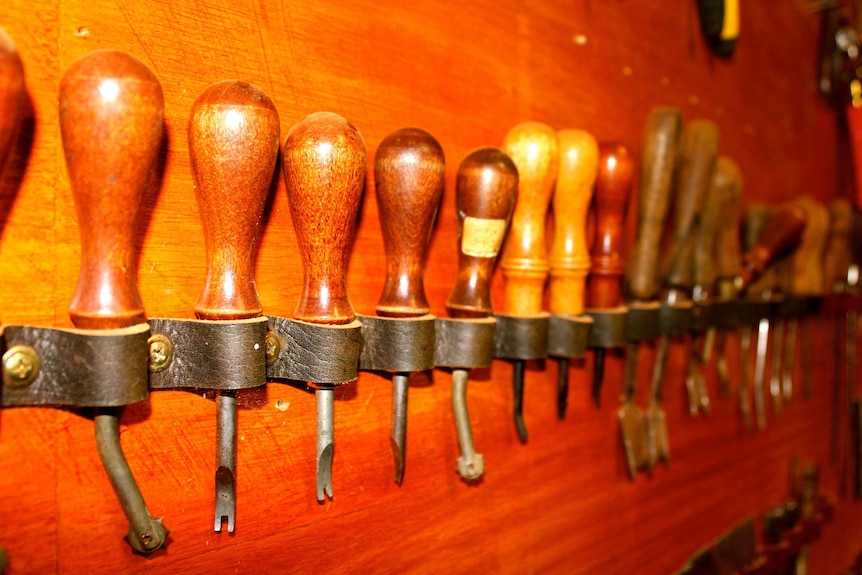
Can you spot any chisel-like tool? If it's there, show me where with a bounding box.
[500,122,557,442]
[282,112,365,501]
[0,27,24,177]
[648,119,718,464]
[188,80,279,532]
[585,143,633,408]
[60,50,167,552]
[549,129,597,420]
[373,128,445,483]
[445,147,518,480]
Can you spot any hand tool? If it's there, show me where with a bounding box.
[584,143,632,409]
[445,146,518,480]
[621,107,681,475]
[696,0,740,57]
[500,122,557,442]
[704,157,742,399]
[188,80,279,531]
[548,129,597,420]
[282,112,365,501]
[59,50,167,553]
[648,119,718,465]
[373,127,445,483]
[785,196,829,401]
[0,26,24,176]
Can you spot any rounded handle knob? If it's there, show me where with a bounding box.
[0,27,25,176]
[282,112,365,325]
[586,142,633,309]
[548,129,598,316]
[60,50,163,329]
[374,127,445,318]
[500,122,558,316]
[189,80,280,321]
[445,147,518,319]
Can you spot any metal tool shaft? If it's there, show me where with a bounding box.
[753,318,769,430]
[316,388,335,501]
[214,390,237,532]
[391,373,409,484]
[556,357,570,420]
[452,368,484,481]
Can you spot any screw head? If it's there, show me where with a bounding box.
[147,334,173,373]
[265,331,280,366]
[2,345,41,388]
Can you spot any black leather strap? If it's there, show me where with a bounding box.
[357,314,436,372]
[547,315,592,358]
[493,313,550,360]
[585,307,628,348]
[657,301,694,336]
[625,301,660,341]
[433,317,496,369]
[266,316,362,385]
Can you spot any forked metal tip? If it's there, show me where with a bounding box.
[456,452,485,482]
[316,442,334,502]
[214,466,236,533]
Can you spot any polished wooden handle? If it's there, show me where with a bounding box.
[713,157,743,282]
[445,147,518,319]
[739,202,806,292]
[823,198,854,292]
[662,119,719,293]
[282,112,365,325]
[586,142,633,309]
[789,196,829,296]
[374,127,445,318]
[625,107,682,302]
[189,80,280,321]
[60,50,163,329]
[694,156,740,292]
[0,27,24,176]
[500,121,558,316]
[548,129,598,316]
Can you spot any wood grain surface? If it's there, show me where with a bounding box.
[0,1,860,574]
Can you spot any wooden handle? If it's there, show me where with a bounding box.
[548,129,598,316]
[282,112,365,325]
[788,196,830,296]
[625,107,682,302]
[739,202,806,292]
[741,203,775,296]
[694,156,740,292]
[445,147,518,319]
[500,121,558,316]
[374,127,445,318]
[189,80,280,321]
[823,198,854,292]
[586,142,633,309]
[0,27,24,176]
[662,119,719,293]
[713,157,743,282]
[60,50,163,329]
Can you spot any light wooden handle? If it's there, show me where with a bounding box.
[713,157,743,281]
[740,203,806,293]
[0,27,24,177]
[789,196,830,296]
[823,198,854,292]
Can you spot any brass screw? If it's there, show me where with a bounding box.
[147,334,173,373]
[2,345,41,388]
[265,331,281,366]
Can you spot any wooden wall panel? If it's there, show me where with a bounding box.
[0,1,859,573]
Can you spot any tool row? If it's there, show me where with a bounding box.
[1,36,860,555]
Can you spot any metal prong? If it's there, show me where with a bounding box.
[592,348,606,408]
[686,335,702,416]
[452,368,484,481]
[513,360,528,442]
[769,319,784,417]
[391,373,409,484]
[782,318,797,402]
[753,318,769,431]
[556,358,569,421]
[316,388,334,501]
[94,409,168,554]
[715,329,732,398]
[739,326,754,431]
[214,390,237,533]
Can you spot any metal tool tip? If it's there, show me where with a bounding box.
[515,415,528,443]
[456,453,485,482]
[390,437,405,484]
[316,442,334,502]
[214,466,236,533]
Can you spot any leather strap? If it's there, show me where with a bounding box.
[625,301,660,341]
[1,323,150,407]
[266,316,362,385]
[547,315,592,359]
[657,301,694,337]
[585,306,628,348]
[357,314,435,373]
[493,313,550,360]
[433,317,496,369]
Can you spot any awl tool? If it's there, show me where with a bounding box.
[188,80,279,532]
[59,50,168,553]
[444,147,518,481]
[373,128,445,484]
[282,112,365,501]
[548,129,597,420]
[500,122,557,442]
[584,143,632,408]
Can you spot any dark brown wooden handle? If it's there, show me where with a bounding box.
[60,50,163,329]
[0,27,24,176]
[548,129,598,316]
[662,119,719,294]
[445,146,518,319]
[189,80,280,321]
[823,198,854,292]
[694,156,740,292]
[374,127,445,318]
[500,121,558,316]
[282,112,365,325]
[625,107,682,302]
[739,203,806,292]
[713,157,743,282]
[586,142,633,310]
[789,196,830,296]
